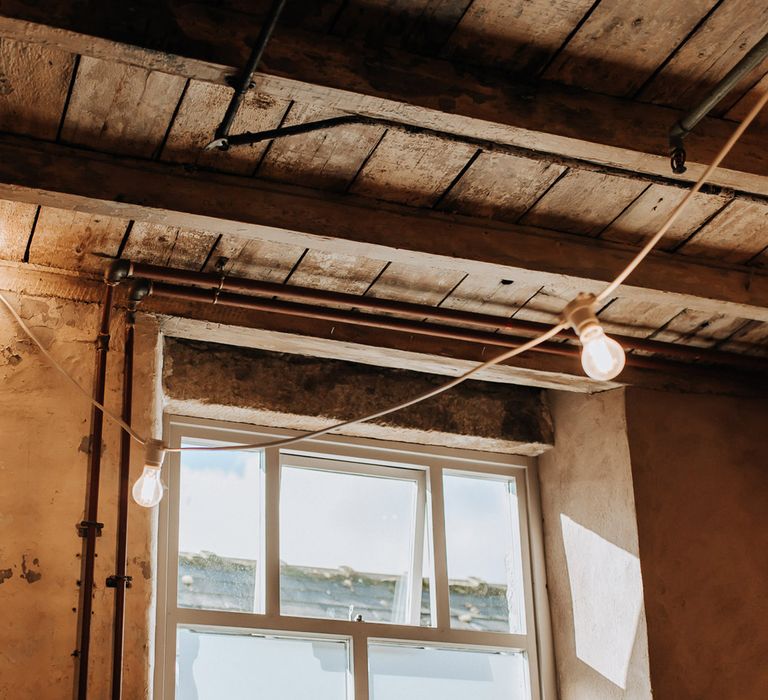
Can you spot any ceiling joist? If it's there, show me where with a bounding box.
[0,134,767,323]
[1,10,768,196]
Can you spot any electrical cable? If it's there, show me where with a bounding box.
[1,88,767,457]
[0,291,147,445]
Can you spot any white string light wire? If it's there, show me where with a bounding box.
[1,87,767,455]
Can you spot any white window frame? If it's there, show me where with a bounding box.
[154,414,555,700]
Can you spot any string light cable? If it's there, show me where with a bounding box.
[2,86,767,506]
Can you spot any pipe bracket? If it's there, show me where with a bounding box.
[106,575,133,589]
[77,520,104,538]
[670,147,687,175]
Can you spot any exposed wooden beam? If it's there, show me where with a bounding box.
[1,134,767,323]
[0,260,763,396]
[1,10,768,195]
[154,302,768,398]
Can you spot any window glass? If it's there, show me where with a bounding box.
[279,461,427,624]
[176,629,348,700]
[178,441,264,613]
[368,643,529,700]
[443,472,526,633]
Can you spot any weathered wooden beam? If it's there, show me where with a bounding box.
[1,9,767,195]
[154,304,767,398]
[1,134,767,323]
[0,260,763,396]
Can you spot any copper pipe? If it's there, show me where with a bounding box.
[129,262,767,373]
[74,283,115,700]
[109,312,134,700]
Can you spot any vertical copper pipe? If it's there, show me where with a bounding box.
[74,283,114,700]
[109,312,134,700]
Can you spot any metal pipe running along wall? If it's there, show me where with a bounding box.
[119,260,767,374]
[74,283,114,700]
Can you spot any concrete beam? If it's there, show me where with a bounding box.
[162,337,555,456]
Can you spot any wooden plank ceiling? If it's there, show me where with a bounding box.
[0,0,767,362]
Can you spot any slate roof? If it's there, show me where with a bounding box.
[178,552,511,632]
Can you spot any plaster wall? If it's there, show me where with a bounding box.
[539,389,652,699]
[625,388,768,700]
[0,293,160,698]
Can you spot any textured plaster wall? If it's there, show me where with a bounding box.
[539,389,652,699]
[625,388,768,700]
[0,293,160,698]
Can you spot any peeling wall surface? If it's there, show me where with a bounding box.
[625,388,768,700]
[539,389,653,699]
[0,293,159,698]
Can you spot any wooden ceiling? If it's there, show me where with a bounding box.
[0,0,767,382]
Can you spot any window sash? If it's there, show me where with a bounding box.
[278,452,427,626]
[155,415,545,700]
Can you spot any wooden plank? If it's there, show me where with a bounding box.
[203,236,306,282]
[544,0,718,96]
[512,282,583,324]
[597,297,679,338]
[60,56,186,158]
[161,79,289,175]
[602,184,731,250]
[678,200,768,263]
[3,16,768,196]
[438,152,565,221]
[27,206,128,272]
[158,310,768,397]
[446,0,595,75]
[350,130,476,207]
[650,308,749,348]
[258,102,387,192]
[331,0,472,54]
[287,250,386,295]
[0,38,74,139]
[726,74,768,129]
[121,222,218,270]
[520,170,648,236]
[1,135,768,322]
[159,310,605,393]
[0,199,36,261]
[640,2,768,111]
[366,262,466,305]
[719,320,768,357]
[439,276,542,318]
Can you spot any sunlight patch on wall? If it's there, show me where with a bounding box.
[560,514,643,689]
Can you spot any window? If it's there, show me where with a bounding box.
[156,417,551,699]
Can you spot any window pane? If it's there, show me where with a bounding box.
[443,472,526,633]
[176,629,348,700]
[280,462,427,624]
[369,644,529,700]
[178,441,263,613]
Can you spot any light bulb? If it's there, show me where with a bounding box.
[132,466,163,507]
[578,324,626,381]
[132,439,166,508]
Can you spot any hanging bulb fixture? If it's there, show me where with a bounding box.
[563,293,626,381]
[132,438,167,508]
